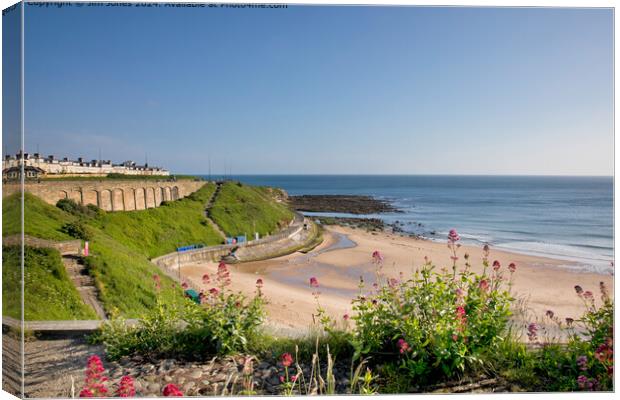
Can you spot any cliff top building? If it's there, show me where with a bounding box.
[2,152,170,180]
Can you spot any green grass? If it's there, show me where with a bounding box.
[93,183,222,258]
[3,193,182,317]
[210,181,295,237]
[2,245,98,320]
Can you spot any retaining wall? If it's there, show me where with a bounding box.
[2,180,206,212]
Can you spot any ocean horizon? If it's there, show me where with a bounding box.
[197,174,614,274]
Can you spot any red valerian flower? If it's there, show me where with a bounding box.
[309,277,319,288]
[79,389,94,398]
[371,250,384,263]
[181,282,189,290]
[397,338,410,354]
[447,229,460,243]
[492,260,501,271]
[162,383,183,397]
[545,310,554,319]
[527,323,538,341]
[116,375,136,397]
[574,285,584,295]
[343,313,350,321]
[256,278,264,288]
[478,279,489,292]
[202,273,210,284]
[508,262,516,273]
[281,353,294,367]
[209,287,220,296]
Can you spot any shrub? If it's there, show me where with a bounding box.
[531,283,613,391]
[56,198,101,218]
[99,262,265,360]
[61,221,91,241]
[343,232,514,386]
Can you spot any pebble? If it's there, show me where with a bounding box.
[189,370,203,379]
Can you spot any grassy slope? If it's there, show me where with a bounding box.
[93,182,222,258]
[2,245,98,320]
[210,182,295,237]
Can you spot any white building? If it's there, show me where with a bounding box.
[3,152,170,178]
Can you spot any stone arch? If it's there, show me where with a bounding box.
[145,187,156,208]
[162,187,172,202]
[83,190,99,207]
[112,188,125,211]
[57,190,69,202]
[70,189,82,204]
[124,188,136,211]
[172,186,179,200]
[99,189,113,211]
[153,187,162,206]
[135,188,146,210]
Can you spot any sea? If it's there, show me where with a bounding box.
[200,175,614,274]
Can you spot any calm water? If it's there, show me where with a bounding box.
[203,175,614,274]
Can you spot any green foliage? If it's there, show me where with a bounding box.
[529,284,613,391]
[94,183,222,258]
[61,221,92,240]
[2,245,97,320]
[100,266,266,360]
[210,181,294,237]
[56,198,101,218]
[347,257,513,385]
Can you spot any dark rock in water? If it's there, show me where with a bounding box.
[289,195,400,214]
[314,216,385,231]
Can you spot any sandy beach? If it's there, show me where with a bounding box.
[181,225,614,338]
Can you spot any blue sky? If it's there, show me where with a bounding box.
[3,4,614,175]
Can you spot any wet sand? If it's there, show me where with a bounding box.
[181,226,614,338]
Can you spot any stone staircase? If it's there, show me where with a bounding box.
[62,255,107,319]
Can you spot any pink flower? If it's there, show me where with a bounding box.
[209,287,220,296]
[397,338,410,354]
[116,376,135,397]
[478,279,489,292]
[256,278,264,288]
[82,355,108,397]
[388,278,399,288]
[448,229,460,243]
[577,356,588,371]
[508,262,516,273]
[291,375,298,382]
[343,313,350,321]
[583,290,594,300]
[181,282,189,290]
[309,277,319,288]
[217,262,231,286]
[452,334,458,342]
[574,285,583,295]
[492,260,501,271]
[279,375,285,384]
[527,323,538,341]
[545,310,554,319]
[162,383,183,397]
[79,389,94,398]
[202,273,210,284]
[281,353,294,367]
[371,250,384,263]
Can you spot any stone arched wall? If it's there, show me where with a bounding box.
[124,188,136,211]
[83,190,98,207]
[145,187,156,208]
[135,188,147,210]
[58,190,69,201]
[4,180,205,213]
[163,187,172,202]
[100,189,113,211]
[112,189,125,211]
